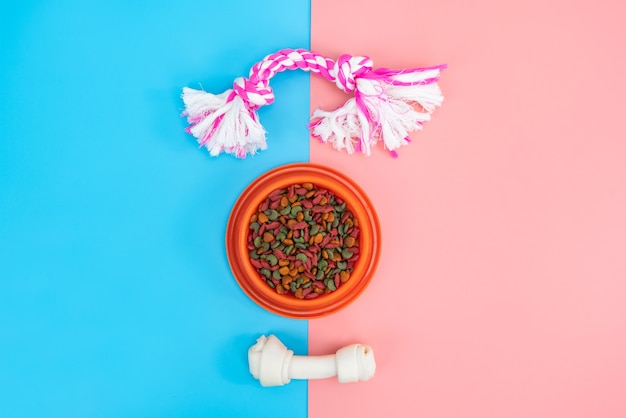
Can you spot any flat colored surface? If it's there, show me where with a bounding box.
[2,1,626,417]
[0,1,310,417]
[309,0,626,417]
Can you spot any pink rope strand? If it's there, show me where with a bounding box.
[235,49,337,110]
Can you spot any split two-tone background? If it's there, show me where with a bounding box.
[1,1,625,417]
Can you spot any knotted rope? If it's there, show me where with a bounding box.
[182,48,446,158]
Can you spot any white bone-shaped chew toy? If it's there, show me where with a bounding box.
[248,334,376,387]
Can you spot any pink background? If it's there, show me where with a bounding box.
[309,0,626,417]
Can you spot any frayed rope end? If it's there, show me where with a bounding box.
[309,99,376,155]
[309,65,445,156]
[181,87,267,158]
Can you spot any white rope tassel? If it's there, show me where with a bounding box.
[311,66,446,156]
[310,98,373,155]
[182,85,266,157]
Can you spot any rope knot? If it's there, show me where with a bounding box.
[332,54,373,93]
[232,77,274,109]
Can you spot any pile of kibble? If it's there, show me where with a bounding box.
[247,182,360,299]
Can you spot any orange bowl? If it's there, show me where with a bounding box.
[226,163,381,319]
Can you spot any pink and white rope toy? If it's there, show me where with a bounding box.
[182,48,446,158]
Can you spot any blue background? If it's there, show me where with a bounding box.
[0,1,310,416]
